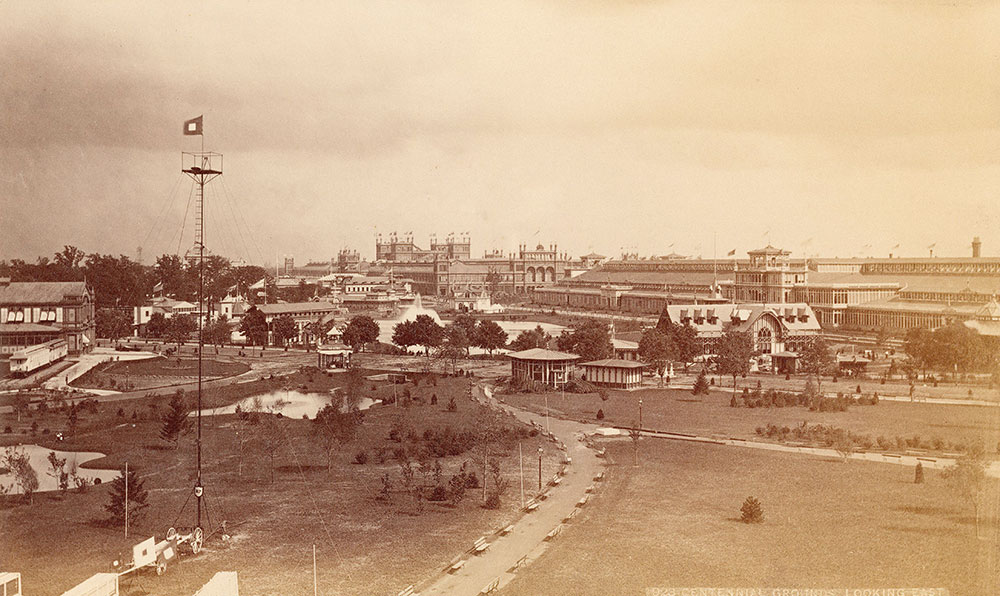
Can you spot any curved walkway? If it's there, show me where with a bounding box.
[416,384,604,596]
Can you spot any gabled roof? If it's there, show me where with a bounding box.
[0,281,89,305]
[507,348,580,361]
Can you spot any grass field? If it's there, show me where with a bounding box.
[501,386,1000,453]
[70,357,251,391]
[1,373,562,596]
[500,438,999,596]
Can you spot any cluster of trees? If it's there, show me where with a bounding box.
[637,320,700,384]
[0,245,271,311]
[556,319,614,361]
[392,314,508,360]
[905,324,999,378]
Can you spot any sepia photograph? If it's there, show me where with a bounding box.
[1,2,998,595]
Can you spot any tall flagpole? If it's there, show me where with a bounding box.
[183,115,220,534]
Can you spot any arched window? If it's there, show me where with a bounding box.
[756,327,773,354]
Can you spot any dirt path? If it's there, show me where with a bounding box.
[417,384,605,596]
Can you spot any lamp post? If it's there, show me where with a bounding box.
[537,446,543,490]
[638,397,643,432]
[544,392,550,433]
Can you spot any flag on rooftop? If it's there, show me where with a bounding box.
[183,115,203,136]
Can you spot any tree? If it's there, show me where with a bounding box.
[692,367,710,395]
[475,320,508,355]
[508,325,550,352]
[272,315,297,347]
[155,253,192,299]
[437,324,470,373]
[556,319,613,361]
[312,402,363,471]
[342,315,379,352]
[304,316,334,351]
[392,320,419,352]
[160,393,191,448]
[240,306,269,349]
[96,308,133,341]
[944,444,988,537]
[46,451,69,496]
[453,313,479,349]
[799,336,834,393]
[166,314,196,348]
[412,314,444,355]
[145,312,169,338]
[638,327,675,386]
[105,465,149,528]
[203,315,231,348]
[740,496,764,523]
[3,446,38,504]
[904,328,934,378]
[715,330,753,394]
[258,407,286,484]
[669,323,700,371]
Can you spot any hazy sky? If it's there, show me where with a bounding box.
[2,1,999,264]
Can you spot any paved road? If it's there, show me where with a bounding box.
[417,384,604,596]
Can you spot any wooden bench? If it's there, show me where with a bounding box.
[499,524,514,536]
[448,559,466,573]
[595,449,606,458]
[544,526,562,541]
[525,501,539,512]
[593,471,605,481]
[585,485,594,493]
[397,586,418,596]
[549,476,561,486]
[562,509,578,523]
[508,554,528,573]
[473,537,490,554]
[480,577,500,595]
[576,495,589,507]
[537,491,548,501]
[562,456,573,465]
[559,466,568,476]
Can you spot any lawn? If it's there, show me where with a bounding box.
[1,373,562,596]
[500,438,998,596]
[70,357,251,391]
[500,386,1000,453]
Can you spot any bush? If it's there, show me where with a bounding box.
[3,426,11,434]
[740,496,764,523]
[730,395,738,407]
[692,369,710,395]
[446,397,457,412]
[596,408,604,420]
[428,484,449,502]
[353,450,368,465]
[914,462,924,484]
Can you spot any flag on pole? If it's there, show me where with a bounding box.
[183,116,203,136]
[727,249,736,256]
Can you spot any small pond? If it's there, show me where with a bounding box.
[0,444,118,494]
[193,389,376,420]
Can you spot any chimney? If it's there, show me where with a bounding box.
[972,236,982,258]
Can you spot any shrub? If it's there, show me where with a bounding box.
[430,393,438,405]
[428,485,449,502]
[740,496,764,523]
[692,369,710,395]
[353,450,368,465]
[446,397,457,412]
[596,408,604,420]
[3,426,11,434]
[914,462,924,484]
[730,395,738,408]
